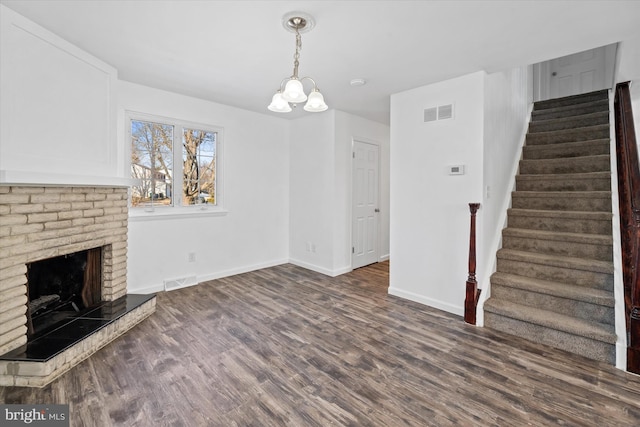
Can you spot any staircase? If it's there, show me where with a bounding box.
[484,89,617,364]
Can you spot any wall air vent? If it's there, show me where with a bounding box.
[423,107,438,122]
[164,275,197,291]
[424,103,454,123]
[438,104,454,120]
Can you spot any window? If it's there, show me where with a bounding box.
[128,113,223,215]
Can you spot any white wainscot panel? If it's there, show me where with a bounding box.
[0,6,117,184]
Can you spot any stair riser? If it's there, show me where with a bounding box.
[484,312,615,364]
[523,140,610,160]
[516,176,610,192]
[526,126,609,146]
[519,156,609,175]
[507,215,612,235]
[534,91,609,110]
[496,258,613,290]
[491,285,614,325]
[529,113,609,133]
[531,102,609,121]
[501,235,613,262]
[511,195,611,212]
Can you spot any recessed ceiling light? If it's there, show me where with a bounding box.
[350,78,366,86]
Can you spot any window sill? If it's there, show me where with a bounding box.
[129,206,228,221]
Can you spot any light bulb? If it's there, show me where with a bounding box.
[282,79,307,103]
[268,91,292,113]
[303,90,328,112]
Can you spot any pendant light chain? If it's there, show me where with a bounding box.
[292,27,302,79]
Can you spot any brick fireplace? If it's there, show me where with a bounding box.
[0,185,155,387]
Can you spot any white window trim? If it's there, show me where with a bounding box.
[126,110,226,219]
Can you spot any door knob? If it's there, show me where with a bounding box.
[375,208,380,213]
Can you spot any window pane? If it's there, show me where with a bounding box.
[182,128,216,205]
[131,120,174,208]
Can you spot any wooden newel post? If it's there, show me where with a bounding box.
[465,203,481,324]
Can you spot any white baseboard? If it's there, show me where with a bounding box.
[379,254,390,262]
[288,258,352,277]
[388,287,464,317]
[130,257,384,295]
[130,283,164,294]
[127,258,289,295]
[198,259,290,283]
[616,341,628,371]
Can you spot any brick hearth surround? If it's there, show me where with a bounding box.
[0,185,155,386]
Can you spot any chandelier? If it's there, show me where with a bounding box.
[268,13,328,113]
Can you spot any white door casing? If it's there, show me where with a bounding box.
[352,140,379,269]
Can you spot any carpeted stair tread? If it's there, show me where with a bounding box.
[496,248,613,275]
[501,227,613,261]
[507,208,612,221]
[502,227,612,246]
[528,111,609,133]
[519,154,610,174]
[507,207,612,235]
[490,272,614,307]
[523,139,610,160]
[483,299,616,344]
[512,190,611,201]
[517,171,610,180]
[526,124,609,146]
[531,99,609,121]
[511,190,611,211]
[533,89,609,111]
[516,171,611,192]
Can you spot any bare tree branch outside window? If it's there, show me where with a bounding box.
[130,120,174,207]
[183,129,216,205]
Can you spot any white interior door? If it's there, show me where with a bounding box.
[534,44,617,102]
[352,140,379,269]
[548,46,607,99]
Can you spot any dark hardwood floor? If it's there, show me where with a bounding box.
[2,262,640,426]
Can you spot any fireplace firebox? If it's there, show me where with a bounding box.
[26,247,103,338]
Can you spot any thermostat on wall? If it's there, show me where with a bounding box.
[449,165,465,175]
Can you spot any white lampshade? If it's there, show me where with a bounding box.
[303,90,328,112]
[281,78,307,103]
[267,91,292,113]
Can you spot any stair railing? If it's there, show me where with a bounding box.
[465,203,481,324]
[613,81,640,374]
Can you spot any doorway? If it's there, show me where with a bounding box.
[352,139,380,269]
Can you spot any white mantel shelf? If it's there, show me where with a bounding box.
[0,170,135,188]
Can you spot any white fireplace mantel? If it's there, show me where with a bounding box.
[0,170,135,188]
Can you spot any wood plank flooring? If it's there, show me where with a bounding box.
[2,262,640,426]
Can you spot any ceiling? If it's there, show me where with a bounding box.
[2,0,640,125]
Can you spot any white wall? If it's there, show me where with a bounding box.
[478,66,532,305]
[334,111,391,271]
[119,81,290,293]
[289,110,390,276]
[288,112,336,274]
[390,71,485,315]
